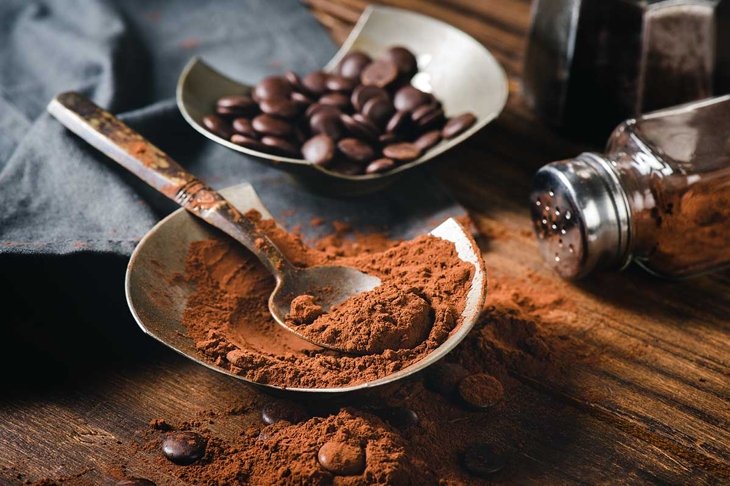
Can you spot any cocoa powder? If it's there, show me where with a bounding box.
[182,211,473,388]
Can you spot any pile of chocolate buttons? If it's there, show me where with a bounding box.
[202,46,477,176]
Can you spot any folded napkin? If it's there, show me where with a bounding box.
[0,0,463,257]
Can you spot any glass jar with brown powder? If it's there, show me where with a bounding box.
[530,95,730,279]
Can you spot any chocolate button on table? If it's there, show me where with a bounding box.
[1,1,729,484]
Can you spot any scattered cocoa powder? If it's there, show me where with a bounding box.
[182,211,474,388]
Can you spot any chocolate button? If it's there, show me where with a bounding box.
[326,75,358,93]
[215,95,257,117]
[230,133,266,151]
[338,138,375,163]
[376,406,419,428]
[393,86,430,112]
[259,98,301,119]
[412,104,445,129]
[310,109,344,140]
[285,71,304,91]
[383,142,421,162]
[338,51,372,79]
[291,91,314,106]
[261,401,309,425]
[232,118,256,137]
[261,136,300,157]
[340,114,379,142]
[302,134,335,166]
[202,115,233,139]
[362,97,394,128]
[424,362,469,395]
[117,479,156,486]
[317,440,366,476]
[461,443,505,477]
[457,373,504,409]
[360,59,399,88]
[442,113,477,139]
[319,93,350,110]
[161,431,206,465]
[254,76,291,101]
[365,158,396,174]
[302,71,329,96]
[252,114,293,137]
[414,130,442,152]
[386,46,418,78]
[351,85,389,112]
[385,110,410,134]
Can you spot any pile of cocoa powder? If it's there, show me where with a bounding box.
[100,217,590,486]
[183,210,475,389]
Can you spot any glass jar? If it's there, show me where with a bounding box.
[522,0,729,140]
[530,95,730,279]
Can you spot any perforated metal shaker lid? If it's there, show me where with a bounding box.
[529,153,632,279]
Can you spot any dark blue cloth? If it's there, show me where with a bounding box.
[0,0,462,256]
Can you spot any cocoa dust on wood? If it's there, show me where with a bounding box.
[182,211,474,389]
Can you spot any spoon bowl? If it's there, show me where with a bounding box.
[125,183,487,393]
[177,5,508,195]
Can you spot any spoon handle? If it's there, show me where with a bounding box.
[48,91,293,279]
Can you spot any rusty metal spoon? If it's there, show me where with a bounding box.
[48,92,380,352]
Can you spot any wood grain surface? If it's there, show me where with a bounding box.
[1,1,728,484]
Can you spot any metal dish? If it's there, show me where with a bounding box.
[125,183,487,393]
[176,5,508,194]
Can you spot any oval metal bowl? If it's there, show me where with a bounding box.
[125,183,487,394]
[177,5,508,194]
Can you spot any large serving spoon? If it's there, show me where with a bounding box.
[48,92,380,352]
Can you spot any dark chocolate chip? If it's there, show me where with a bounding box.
[351,85,389,112]
[259,98,302,119]
[457,373,504,409]
[117,479,156,486]
[382,142,421,162]
[362,97,395,128]
[338,51,372,79]
[318,440,366,475]
[360,59,399,88]
[301,71,329,96]
[232,117,257,137]
[319,92,351,110]
[337,137,375,163]
[254,76,291,101]
[385,46,418,78]
[302,134,335,166]
[261,136,300,157]
[340,113,379,142]
[412,104,445,129]
[326,74,358,93]
[424,362,469,395]
[230,133,266,151]
[202,114,233,139]
[261,401,309,425]
[393,86,431,112]
[442,113,477,139]
[414,130,442,152]
[161,431,206,465]
[385,110,410,134]
[215,95,257,117]
[310,109,344,140]
[252,114,294,137]
[375,406,419,428]
[365,158,396,174]
[461,443,505,477]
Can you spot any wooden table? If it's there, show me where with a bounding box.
[1,1,728,484]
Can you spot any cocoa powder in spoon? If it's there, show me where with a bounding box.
[181,210,474,389]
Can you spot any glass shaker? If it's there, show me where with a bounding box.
[523,0,729,140]
[530,95,730,279]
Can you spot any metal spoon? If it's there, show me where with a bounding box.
[47,91,380,352]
